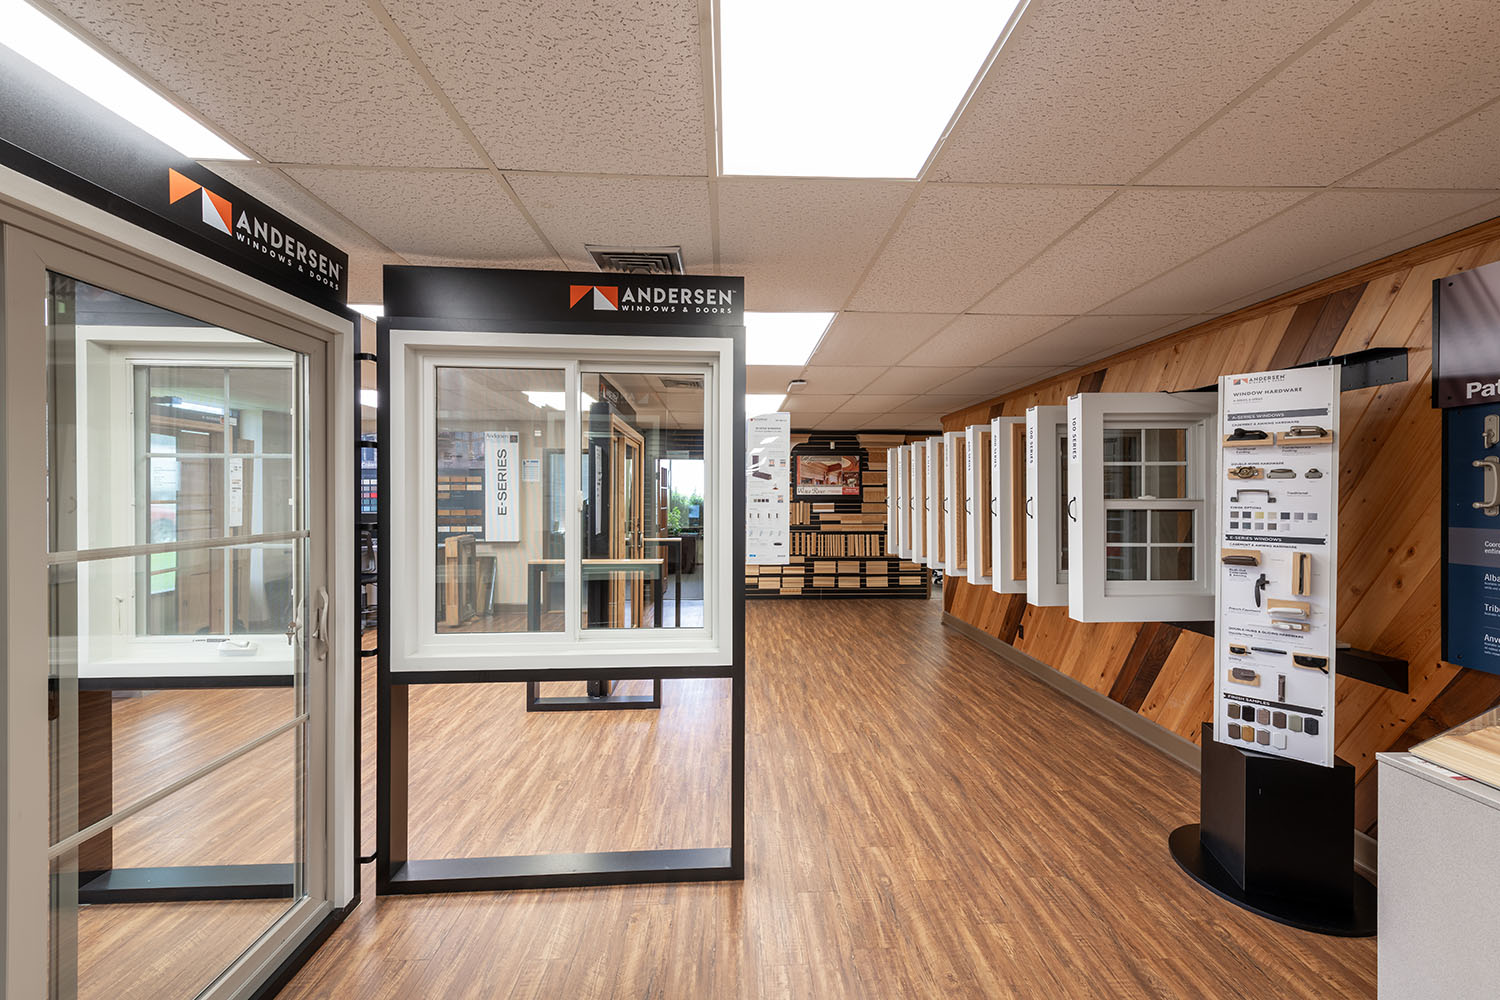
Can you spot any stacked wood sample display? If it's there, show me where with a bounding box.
[747,431,930,599]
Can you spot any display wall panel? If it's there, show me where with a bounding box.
[965,425,992,586]
[1067,391,1218,623]
[989,416,1026,595]
[1025,405,1069,607]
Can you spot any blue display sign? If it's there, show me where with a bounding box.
[1443,402,1500,674]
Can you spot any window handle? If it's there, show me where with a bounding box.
[1025,497,1033,519]
[1067,497,1078,522]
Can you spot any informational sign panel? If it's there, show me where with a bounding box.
[483,430,520,543]
[1443,402,1500,673]
[746,412,790,565]
[228,457,245,528]
[1434,261,1500,408]
[1214,366,1341,767]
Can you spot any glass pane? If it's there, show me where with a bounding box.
[1150,510,1195,545]
[1144,427,1187,463]
[51,730,303,1000]
[434,367,567,634]
[1107,509,1146,543]
[1150,546,1196,581]
[46,273,308,1000]
[1103,464,1141,500]
[1102,428,1141,463]
[1056,431,1069,578]
[1106,545,1148,581]
[1143,464,1188,499]
[580,372,706,630]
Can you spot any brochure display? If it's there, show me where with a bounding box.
[747,412,790,565]
[1213,366,1341,767]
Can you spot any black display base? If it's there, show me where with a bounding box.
[77,863,295,904]
[525,678,662,712]
[1170,824,1376,937]
[387,847,735,893]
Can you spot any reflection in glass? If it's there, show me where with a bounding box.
[1106,510,1146,543]
[1150,546,1195,581]
[1107,545,1147,581]
[580,372,707,630]
[433,367,567,633]
[1056,431,1069,580]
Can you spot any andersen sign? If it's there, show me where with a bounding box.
[385,265,744,327]
[0,47,347,308]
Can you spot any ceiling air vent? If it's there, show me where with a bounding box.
[660,377,703,390]
[587,244,685,274]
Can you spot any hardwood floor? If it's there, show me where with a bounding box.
[276,595,1376,999]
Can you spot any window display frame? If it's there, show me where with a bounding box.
[375,266,746,897]
[927,435,946,572]
[943,430,967,578]
[989,416,1027,595]
[1066,391,1218,623]
[1026,405,1070,607]
[964,425,992,587]
[909,440,927,566]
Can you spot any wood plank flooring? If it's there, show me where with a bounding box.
[276,595,1376,999]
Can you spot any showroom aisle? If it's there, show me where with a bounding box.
[274,598,1375,999]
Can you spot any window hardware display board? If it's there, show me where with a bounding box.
[747,412,790,565]
[1214,366,1340,767]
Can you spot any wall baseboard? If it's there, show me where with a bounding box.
[941,613,1377,879]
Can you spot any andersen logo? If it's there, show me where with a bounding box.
[570,282,735,315]
[167,168,342,292]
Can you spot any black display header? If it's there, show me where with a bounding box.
[0,48,348,310]
[1434,260,1500,409]
[384,265,744,327]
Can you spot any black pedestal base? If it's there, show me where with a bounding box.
[1170,824,1376,937]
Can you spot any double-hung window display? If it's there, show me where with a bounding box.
[1025,405,1070,607]
[1066,392,1217,622]
[988,416,1026,595]
[926,435,945,572]
[943,430,966,576]
[964,426,992,587]
[909,440,927,566]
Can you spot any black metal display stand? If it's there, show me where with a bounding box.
[1170,723,1376,936]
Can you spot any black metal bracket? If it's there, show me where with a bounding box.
[1185,346,1409,394]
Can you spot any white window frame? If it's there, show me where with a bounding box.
[0,167,355,1000]
[885,447,897,550]
[909,440,927,566]
[1026,405,1070,608]
[989,416,1026,594]
[926,435,945,572]
[387,329,735,673]
[964,425,992,587]
[1066,391,1218,623]
[943,430,966,577]
[893,445,910,559]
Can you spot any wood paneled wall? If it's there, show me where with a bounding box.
[746,431,929,599]
[940,216,1500,834]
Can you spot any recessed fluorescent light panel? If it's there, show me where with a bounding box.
[746,312,834,366]
[745,394,787,417]
[720,0,1023,177]
[349,304,385,321]
[0,0,246,160]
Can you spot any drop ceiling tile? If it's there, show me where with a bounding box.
[898,315,1068,367]
[992,315,1190,367]
[930,368,1032,399]
[505,175,711,270]
[808,313,955,367]
[973,189,1309,314]
[718,180,912,311]
[1106,190,1500,315]
[896,395,973,415]
[796,367,886,394]
[780,395,849,413]
[835,395,918,414]
[746,366,805,393]
[52,0,477,167]
[201,163,393,256]
[985,366,1071,394]
[284,168,553,264]
[398,254,565,270]
[1144,0,1500,187]
[383,0,705,174]
[862,367,970,395]
[934,0,1351,184]
[882,414,944,431]
[851,186,1114,312]
[346,249,407,305]
[1346,104,1500,190]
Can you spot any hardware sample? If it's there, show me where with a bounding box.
[1293,653,1330,673]
[1292,552,1312,597]
[1225,428,1272,445]
[1228,465,1264,479]
[1253,573,1269,607]
[1221,548,1261,566]
[1232,488,1276,504]
[1267,598,1311,618]
[1228,643,1250,656]
[1229,667,1260,685]
[1266,468,1296,479]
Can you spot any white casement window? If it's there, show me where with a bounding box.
[1066,392,1218,622]
[943,430,967,577]
[926,435,945,572]
[909,440,927,566]
[989,416,1026,594]
[1025,405,1070,607]
[964,424,992,587]
[894,445,911,559]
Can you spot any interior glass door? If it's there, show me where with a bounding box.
[41,271,322,1000]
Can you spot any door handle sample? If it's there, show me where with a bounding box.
[1475,457,1500,516]
[1485,413,1499,449]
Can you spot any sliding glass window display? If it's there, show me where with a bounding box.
[1066,392,1217,622]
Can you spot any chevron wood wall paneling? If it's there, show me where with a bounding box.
[940,215,1500,834]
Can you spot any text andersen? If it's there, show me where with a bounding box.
[618,286,735,313]
[234,213,342,290]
